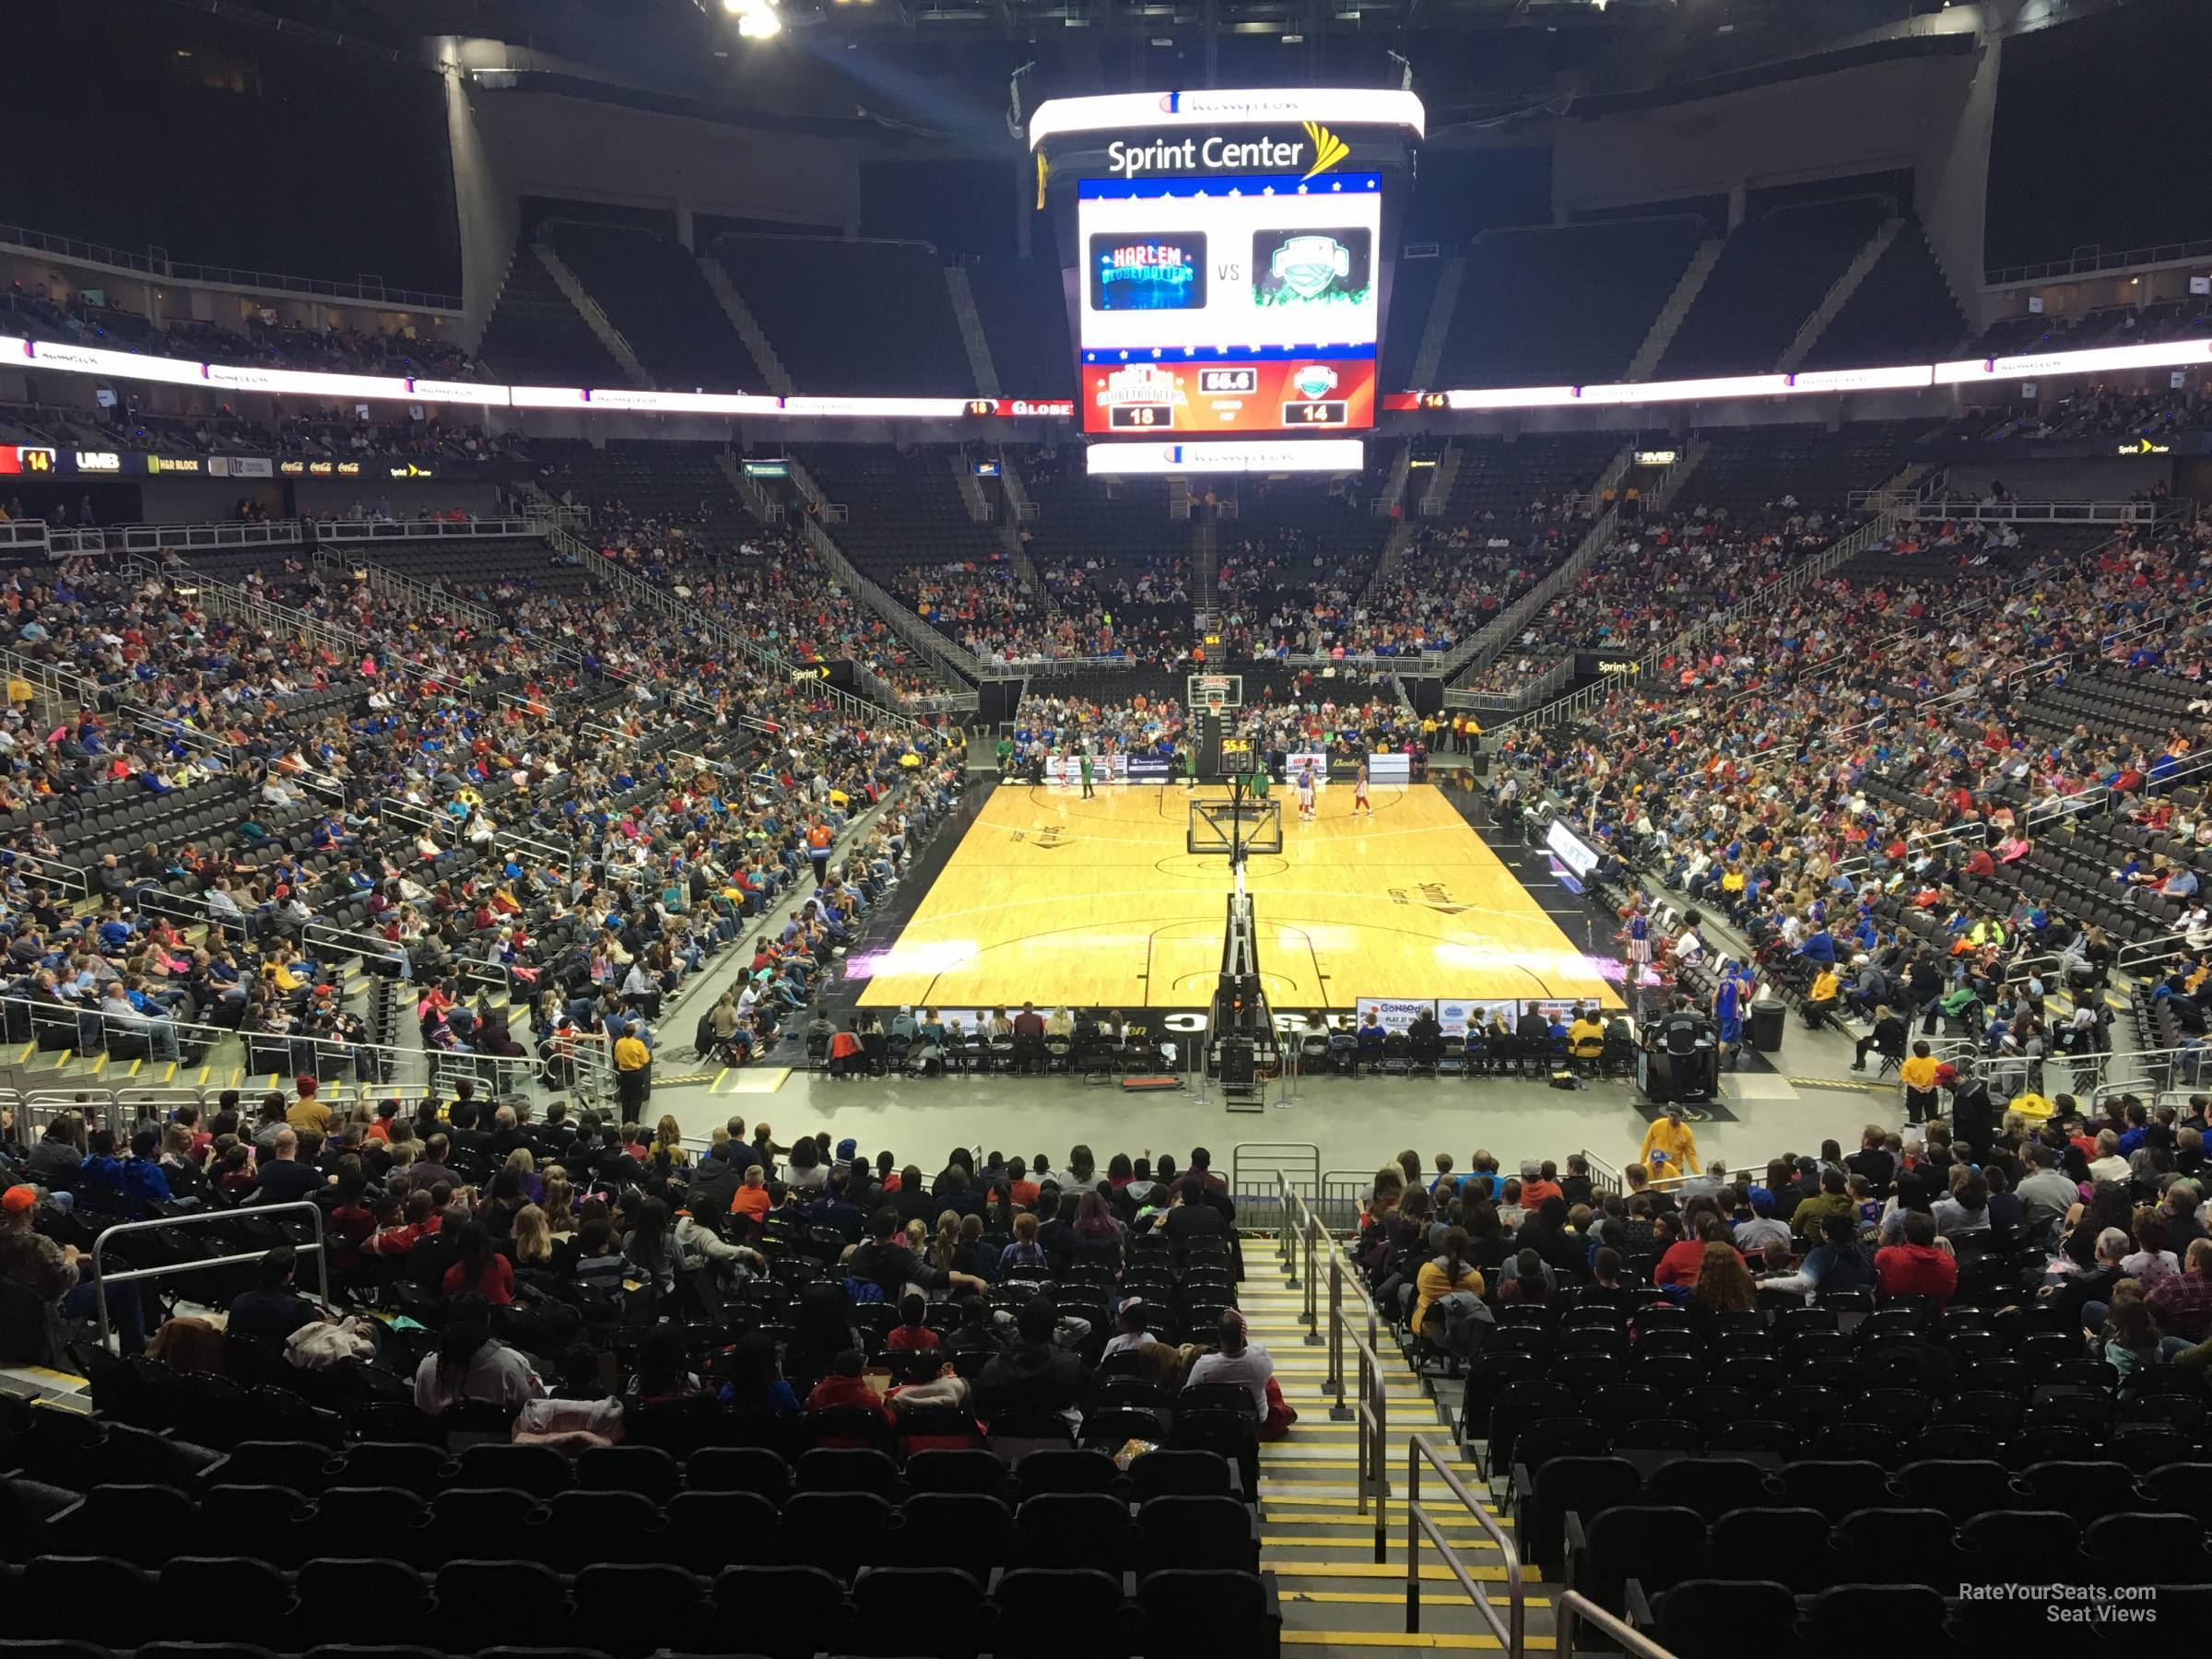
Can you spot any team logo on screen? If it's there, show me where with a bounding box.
[1090,233,1209,311]
[1094,363,1190,406]
[1290,365,1339,401]
[1252,227,1371,309]
[1271,236,1352,300]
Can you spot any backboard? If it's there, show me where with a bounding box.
[1187,794,1283,856]
[1188,672,1244,716]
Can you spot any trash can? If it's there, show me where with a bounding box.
[1749,999,1787,1053]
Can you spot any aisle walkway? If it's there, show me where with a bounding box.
[1241,1249,1561,1653]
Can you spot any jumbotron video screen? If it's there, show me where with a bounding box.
[1077,172,1382,436]
[1030,89,1423,439]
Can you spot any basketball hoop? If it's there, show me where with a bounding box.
[1188,671,1241,716]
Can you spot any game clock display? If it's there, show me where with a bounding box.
[1082,355,1375,435]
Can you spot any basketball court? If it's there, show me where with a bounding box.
[852,778,1623,1015]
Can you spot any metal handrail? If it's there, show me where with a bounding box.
[89,1199,332,1351]
[1557,1589,1675,1659]
[1277,1171,1385,1547]
[1407,1432,1525,1651]
[0,220,461,309]
[1236,1141,1320,1229]
[314,515,547,547]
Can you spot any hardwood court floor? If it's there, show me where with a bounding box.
[853,782,1622,1013]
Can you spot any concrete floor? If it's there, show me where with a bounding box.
[642,1016,1902,1187]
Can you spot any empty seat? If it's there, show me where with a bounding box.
[661,1491,781,1575]
[987,1568,1133,1659]
[794,1446,901,1498]
[1018,1492,1135,1571]
[846,1567,988,1657]
[1016,1450,1121,1499]
[1135,1570,1277,1659]
[572,1563,708,1656]
[902,1450,1005,1497]
[156,1560,294,1650]
[782,1490,896,1577]
[296,1561,429,1645]
[1135,1495,1258,1574]
[430,1561,571,1653]
[1801,1583,1948,1652]
[1647,1578,1796,1659]
[710,1564,853,1659]
[895,1492,1013,1569]
[685,1447,792,1500]
[451,1442,574,1498]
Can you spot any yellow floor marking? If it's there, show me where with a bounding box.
[1284,1633,1550,1651]
[1284,1592,1550,1608]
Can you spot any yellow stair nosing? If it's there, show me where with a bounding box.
[1267,1537,1500,1552]
[1283,1633,1552,1651]
[1283,1592,1551,1609]
[1270,1562,1509,1582]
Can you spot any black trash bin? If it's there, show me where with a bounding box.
[1749,999,1787,1053]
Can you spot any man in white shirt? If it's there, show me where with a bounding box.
[2086,1129,2131,1185]
[1185,1308,1275,1418]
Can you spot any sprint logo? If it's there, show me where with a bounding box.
[1302,121,1348,179]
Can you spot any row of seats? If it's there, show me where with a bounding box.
[197,1439,1238,1505]
[1630,1575,2194,1655]
[1520,1450,2210,1577]
[0,1560,1279,1659]
[31,1480,1258,1578]
[1570,1496,2208,1600]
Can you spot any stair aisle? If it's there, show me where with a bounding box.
[1240,1252,1562,1653]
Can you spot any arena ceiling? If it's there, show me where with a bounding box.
[226,0,1966,111]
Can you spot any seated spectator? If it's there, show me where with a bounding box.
[227,1244,330,1344]
[411,1297,547,1417]
[1875,1211,1959,1307]
[885,1293,939,1352]
[803,1348,893,1423]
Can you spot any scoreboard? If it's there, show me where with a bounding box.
[1031,90,1422,441]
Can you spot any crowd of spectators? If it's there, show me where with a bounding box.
[0,531,963,1093]
[1503,507,2212,1078]
[1359,1098,2212,1385]
[1458,500,1852,697]
[1001,680,1427,773]
[592,526,947,707]
[1,1109,1274,1447]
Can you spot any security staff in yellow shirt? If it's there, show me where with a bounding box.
[1638,1103,1701,1175]
[615,1029,652,1114]
[1803,965,1841,1030]
[1900,1041,1941,1126]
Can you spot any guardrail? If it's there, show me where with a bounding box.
[0,641,237,767]
[1986,237,2212,285]
[1231,1142,1319,1230]
[0,220,462,309]
[89,1201,331,1352]
[312,547,504,632]
[1557,1589,1673,1659]
[1407,1433,1524,1648]
[313,516,545,545]
[0,987,441,1092]
[1900,498,2161,525]
[1277,1174,1383,1517]
[52,520,308,557]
